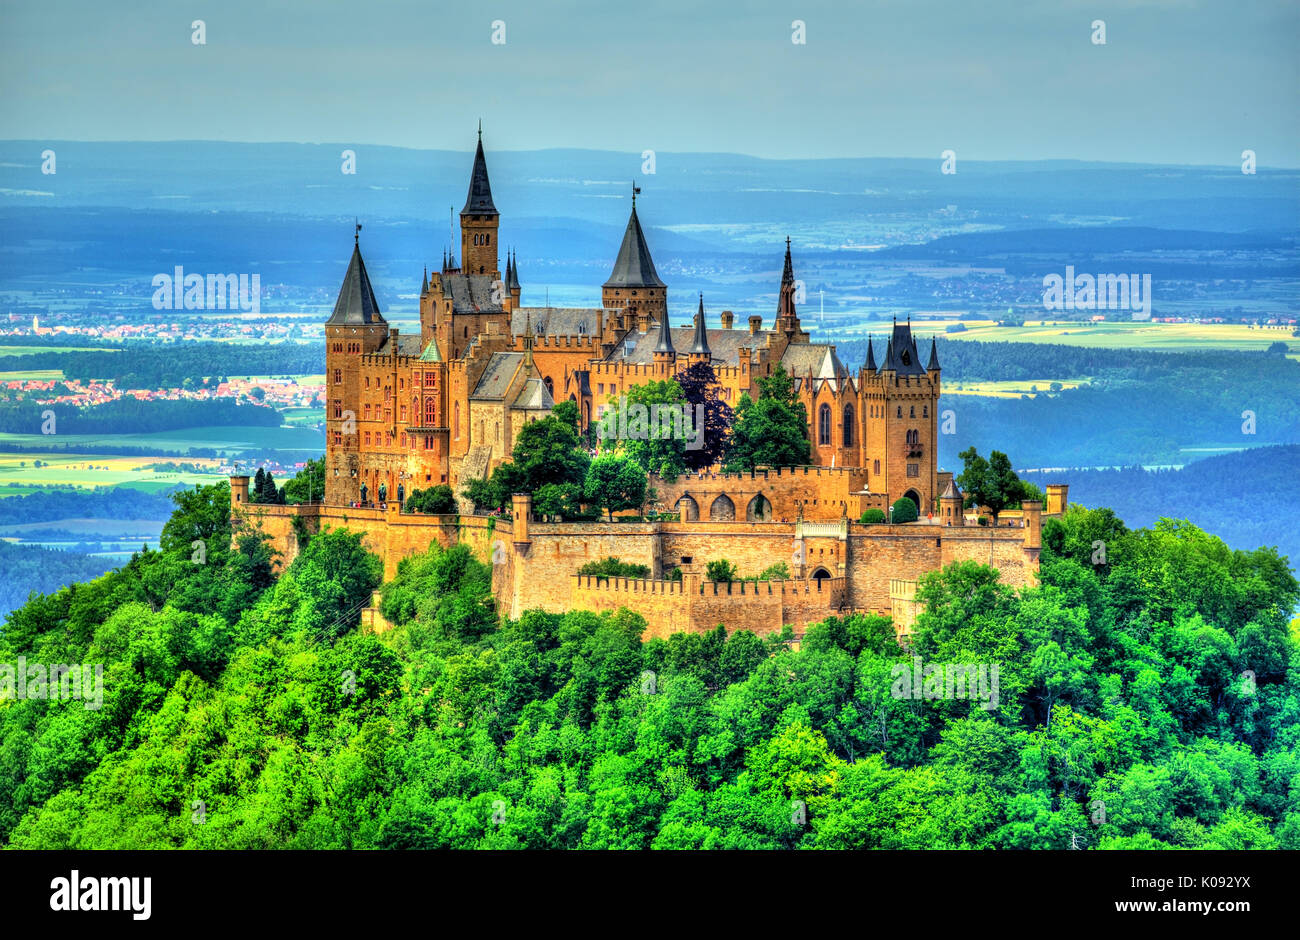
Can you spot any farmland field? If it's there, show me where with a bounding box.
[942,378,1089,398]
[826,318,1299,358]
[0,369,64,381]
[0,453,222,493]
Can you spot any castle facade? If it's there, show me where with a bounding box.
[237,131,1068,640]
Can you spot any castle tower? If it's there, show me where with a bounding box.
[602,186,667,343]
[460,124,500,278]
[939,479,964,526]
[325,230,388,506]
[687,294,711,366]
[862,318,939,514]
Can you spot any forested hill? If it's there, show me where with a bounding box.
[1024,446,1300,570]
[0,479,1295,849]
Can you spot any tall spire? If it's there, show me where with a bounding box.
[421,266,428,295]
[927,336,941,372]
[653,310,675,354]
[508,249,521,291]
[326,237,384,326]
[462,127,498,215]
[504,252,513,288]
[881,337,896,372]
[604,200,665,288]
[865,335,877,371]
[689,293,711,356]
[777,237,798,325]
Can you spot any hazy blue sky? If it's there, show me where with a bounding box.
[1,0,1296,166]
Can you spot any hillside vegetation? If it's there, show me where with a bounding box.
[0,482,1296,849]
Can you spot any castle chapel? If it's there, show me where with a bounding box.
[324,130,942,514]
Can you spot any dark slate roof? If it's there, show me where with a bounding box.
[653,309,675,353]
[374,334,422,357]
[512,377,554,411]
[607,325,762,366]
[940,480,962,499]
[688,296,711,355]
[604,206,665,288]
[865,336,877,371]
[327,244,385,325]
[879,320,927,375]
[507,250,521,290]
[471,352,524,399]
[781,343,844,380]
[927,337,941,371]
[511,306,602,337]
[462,135,498,215]
[439,273,505,312]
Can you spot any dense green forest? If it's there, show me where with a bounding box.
[0,486,178,525]
[0,397,282,435]
[0,541,121,620]
[0,341,322,389]
[0,479,1295,849]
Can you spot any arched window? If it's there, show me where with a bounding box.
[923,405,928,418]
[897,405,902,418]
[709,494,735,521]
[910,406,916,418]
[818,403,832,445]
[425,397,436,425]
[544,376,554,397]
[842,403,855,446]
[453,401,460,439]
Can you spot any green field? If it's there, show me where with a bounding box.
[0,424,322,457]
[0,368,65,381]
[0,345,119,355]
[943,377,1090,398]
[829,318,1299,359]
[0,453,222,493]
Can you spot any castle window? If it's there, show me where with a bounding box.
[400,433,406,447]
[454,402,460,439]
[897,406,902,418]
[818,404,831,445]
[400,405,406,421]
[910,406,915,418]
[874,459,880,474]
[923,405,928,418]
[485,234,490,245]
[425,398,436,425]
[907,464,919,478]
[842,404,854,446]
[333,369,341,384]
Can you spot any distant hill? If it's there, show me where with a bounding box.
[1023,445,1300,571]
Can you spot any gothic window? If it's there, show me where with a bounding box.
[910,406,915,418]
[818,403,832,445]
[923,405,928,418]
[843,404,855,446]
[544,376,554,397]
[485,234,490,245]
[454,402,460,439]
[896,405,902,418]
[332,369,341,384]
[874,459,880,474]
[425,398,436,425]
[907,464,919,478]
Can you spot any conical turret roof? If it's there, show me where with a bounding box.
[604,205,666,288]
[327,241,384,325]
[689,294,711,355]
[461,128,498,216]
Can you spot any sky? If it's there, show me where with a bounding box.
[0,0,1297,166]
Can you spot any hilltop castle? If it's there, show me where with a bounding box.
[235,130,1068,639]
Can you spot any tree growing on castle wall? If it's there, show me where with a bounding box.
[584,453,648,521]
[724,364,810,472]
[675,361,733,471]
[613,378,689,481]
[282,458,325,505]
[405,484,456,514]
[957,447,1030,525]
[705,559,738,582]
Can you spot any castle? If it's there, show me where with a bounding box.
[234,130,1069,640]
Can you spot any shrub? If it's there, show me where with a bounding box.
[860,508,886,525]
[890,497,919,524]
[666,566,683,582]
[705,559,738,583]
[578,557,651,579]
[405,484,456,514]
[757,562,791,581]
[977,515,989,526]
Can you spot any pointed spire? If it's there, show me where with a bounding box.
[462,127,498,215]
[689,293,711,356]
[508,249,521,291]
[441,249,447,272]
[881,338,896,372]
[327,238,384,325]
[604,201,665,288]
[421,266,428,295]
[865,336,877,371]
[777,237,798,324]
[504,253,513,289]
[653,310,675,355]
[927,336,940,371]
